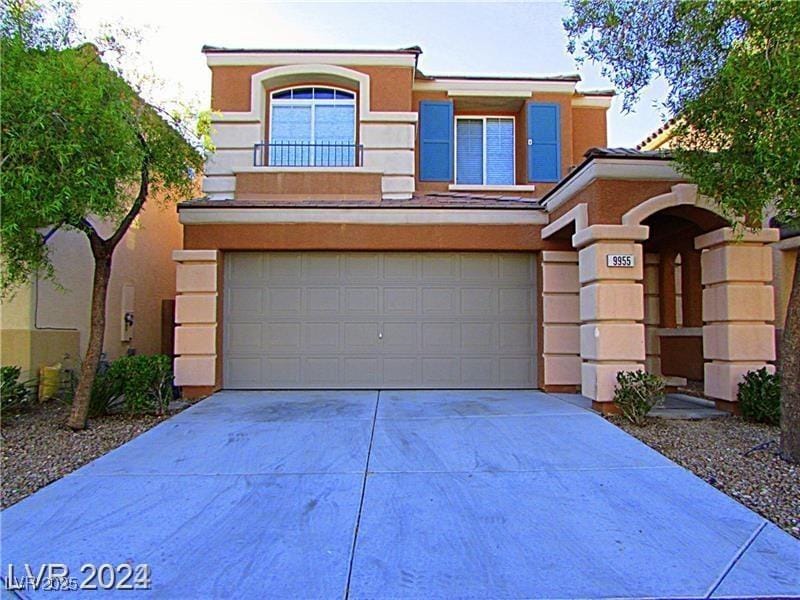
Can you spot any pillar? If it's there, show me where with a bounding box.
[541,251,581,391]
[643,253,661,375]
[173,250,220,397]
[576,229,647,412]
[696,227,779,409]
[658,249,678,328]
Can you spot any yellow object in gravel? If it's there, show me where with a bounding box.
[38,363,61,400]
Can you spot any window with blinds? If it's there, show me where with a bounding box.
[269,87,356,166]
[455,117,514,185]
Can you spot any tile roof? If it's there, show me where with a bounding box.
[583,147,672,160]
[637,117,679,150]
[540,147,674,204]
[575,89,616,97]
[179,192,544,210]
[414,70,580,82]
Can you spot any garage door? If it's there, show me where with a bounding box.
[223,252,537,389]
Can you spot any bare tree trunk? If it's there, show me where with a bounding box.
[66,247,112,430]
[65,152,149,430]
[780,251,800,463]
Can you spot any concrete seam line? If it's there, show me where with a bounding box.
[373,412,596,421]
[68,464,682,477]
[703,520,767,599]
[344,390,381,600]
[68,471,379,477]
[353,464,680,475]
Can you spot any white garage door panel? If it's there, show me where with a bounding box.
[224,252,538,389]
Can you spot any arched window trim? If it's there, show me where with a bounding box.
[270,85,356,103]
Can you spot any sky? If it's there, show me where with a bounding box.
[76,0,670,148]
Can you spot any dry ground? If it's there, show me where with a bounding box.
[2,400,172,508]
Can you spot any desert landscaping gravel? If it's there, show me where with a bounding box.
[1,401,172,508]
[611,415,800,539]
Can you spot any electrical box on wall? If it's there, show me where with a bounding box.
[121,284,135,342]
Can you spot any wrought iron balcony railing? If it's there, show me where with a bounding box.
[253,142,364,168]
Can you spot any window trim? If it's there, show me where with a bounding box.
[454,115,516,185]
[269,85,357,148]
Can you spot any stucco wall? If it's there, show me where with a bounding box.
[0,196,183,378]
[210,64,414,113]
[205,63,417,201]
[572,107,607,160]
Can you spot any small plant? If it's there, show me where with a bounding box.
[613,370,665,426]
[737,368,781,425]
[1,366,34,413]
[106,355,173,415]
[88,368,122,418]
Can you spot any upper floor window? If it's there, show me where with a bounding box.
[269,86,357,166]
[455,117,514,185]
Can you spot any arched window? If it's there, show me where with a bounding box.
[269,86,357,166]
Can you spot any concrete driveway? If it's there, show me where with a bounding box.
[2,390,798,599]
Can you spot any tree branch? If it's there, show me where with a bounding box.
[76,217,99,239]
[106,134,150,249]
[42,223,63,242]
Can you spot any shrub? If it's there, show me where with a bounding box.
[613,370,665,426]
[88,368,122,418]
[737,368,781,425]
[1,365,33,412]
[106,354,173,415]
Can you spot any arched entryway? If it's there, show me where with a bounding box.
[642,205,728,389]
[540,181,779,413]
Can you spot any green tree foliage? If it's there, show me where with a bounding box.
[564,0,800,461]
[1,0,208,429]
[565,0,799,226]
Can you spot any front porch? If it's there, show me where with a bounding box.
[539,150,779,413]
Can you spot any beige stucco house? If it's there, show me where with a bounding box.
[1,199,183,382]
[6,44,784,415]
[167,45,795,414]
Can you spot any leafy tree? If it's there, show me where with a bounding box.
[1,0,209,429]
[564,0,800,461]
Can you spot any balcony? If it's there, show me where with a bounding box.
[236,142,380,201]
[254,142,364,168]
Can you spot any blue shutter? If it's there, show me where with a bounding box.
[527,103,561,182]
[419,100,453,181]
[486,118,514,185]
[456,119,483,184]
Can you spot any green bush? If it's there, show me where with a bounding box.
[737,368,781,425]
[613,370,665,426]
[106,354,173,415]
[1,365,33,412]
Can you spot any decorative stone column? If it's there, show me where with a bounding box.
[696,227,779,409]
[541,251,581,391]
[575,226,648,411]
[173,250,220,396]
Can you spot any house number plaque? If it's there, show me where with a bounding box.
[606,254,635,268]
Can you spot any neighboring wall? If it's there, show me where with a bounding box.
[0,199,182,379]
[1,284,80,382]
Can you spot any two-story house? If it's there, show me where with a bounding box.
[173,46,781,414]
